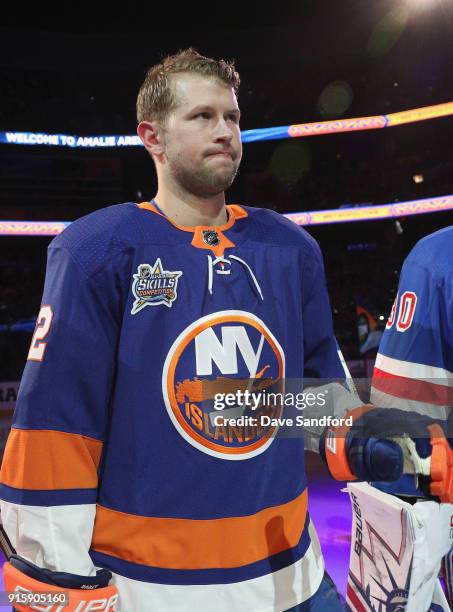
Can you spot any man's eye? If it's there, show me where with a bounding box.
[228,115,239,123]
[196,112,211,119]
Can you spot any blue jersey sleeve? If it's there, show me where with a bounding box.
[377,259,453,373]
[302,238,345,380]
[372,238,453,417]
[0,243,121,507]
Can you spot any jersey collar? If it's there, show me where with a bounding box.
[137,200,248,257]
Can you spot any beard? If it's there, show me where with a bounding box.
[168,153,240,198]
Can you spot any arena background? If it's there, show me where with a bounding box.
[0,0,452,599]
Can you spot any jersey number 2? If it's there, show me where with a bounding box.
[28,305,54,361]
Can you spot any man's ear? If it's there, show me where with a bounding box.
[137,121,165,157]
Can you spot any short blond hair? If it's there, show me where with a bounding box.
[136,47,240,124]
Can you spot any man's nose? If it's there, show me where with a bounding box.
[213,118,234,141]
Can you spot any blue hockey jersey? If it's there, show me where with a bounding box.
[371,226,453,498]
[0,202,344,611]
[372,226,453,415]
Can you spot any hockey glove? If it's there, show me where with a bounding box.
[3,554,118,611]
[320,405,453,502]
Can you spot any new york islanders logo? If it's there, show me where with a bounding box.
[163,311,285,460]
[131,259,182,314]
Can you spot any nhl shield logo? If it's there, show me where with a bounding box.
[131,259,182,314]
[202,230,220,246]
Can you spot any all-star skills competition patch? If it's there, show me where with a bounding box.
[131,259,182,314]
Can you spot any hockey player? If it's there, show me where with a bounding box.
[0,47,349,612]
[370,225,453,610]
[1,48,451,611]
[322,226,453,611]
[371,225,453,471]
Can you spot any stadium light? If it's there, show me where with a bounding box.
[405,0,440,11]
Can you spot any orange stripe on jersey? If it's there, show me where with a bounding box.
[227,204,248,220]
[137,202,248,232]
[0,428,102,490]
[92,488,308,570]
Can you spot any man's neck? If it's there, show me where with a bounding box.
[153,190,228,227]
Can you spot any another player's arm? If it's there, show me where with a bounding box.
[319,403,453,500]
[0,243,120,609]
[300,235,364,452]
[371,258,453,421]
[302,241,453,502]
